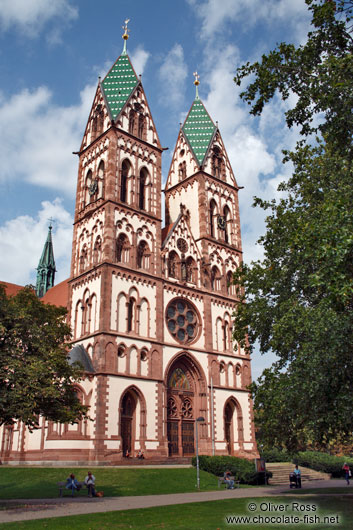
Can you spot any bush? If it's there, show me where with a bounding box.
[295,451,353,478]
[260,448,293,463]
[191,455,272,485]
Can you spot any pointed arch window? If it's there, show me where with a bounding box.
[127,297,136,332]
[178,161,186,181]
[137,240,150,269]
[224,206,230,244]
[121,160,130,203]
[226,270,234,295]
[211,266,220,291]
[116,234,130,263]
[168,251,178,278]
[212,146,223,179]
[139,168,148,210]
[128,109,135,135]
[79,245,88,273]
[97,160,104,199]
[138,113,145,139]
[186,257,195,283]
[209,199,217,238]
[93,236,102,265]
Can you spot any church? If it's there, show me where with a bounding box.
[0,25,257,464]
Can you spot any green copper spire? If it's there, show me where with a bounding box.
[182,74,216,167]
[101,18,138,121]
[36,223,56,298]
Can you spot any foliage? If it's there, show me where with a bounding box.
[192,455,272,485]
[232,0,353,450]
[260,447,293,463]
[0,285,87,428]
[295,451,353,477]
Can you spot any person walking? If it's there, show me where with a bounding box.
[342,463,350,485]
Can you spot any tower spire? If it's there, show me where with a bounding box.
[35,222,56,298]
[193,71,200,100]
[122,18,130,55]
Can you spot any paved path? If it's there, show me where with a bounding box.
[0,479,350,524]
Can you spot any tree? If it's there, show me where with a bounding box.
[233,0,353,451]
[0,285,88,429]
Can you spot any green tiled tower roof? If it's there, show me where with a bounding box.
[101,54,139,121]
[182,98,216,166]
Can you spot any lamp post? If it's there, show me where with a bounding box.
[195,416,205,490]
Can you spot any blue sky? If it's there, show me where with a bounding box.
[0,0,312,378]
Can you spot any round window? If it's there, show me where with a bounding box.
[166,298,200,344]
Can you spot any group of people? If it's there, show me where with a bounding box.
[124,449,145,459]
[66,471,97,497]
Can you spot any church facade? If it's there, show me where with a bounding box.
[0,32,257,464]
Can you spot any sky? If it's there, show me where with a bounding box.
[0,0,312,379]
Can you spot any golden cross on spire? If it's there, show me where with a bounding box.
[193,71,200,99]
[122,18,130,54]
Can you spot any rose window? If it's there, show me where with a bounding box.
[166,299,200,344]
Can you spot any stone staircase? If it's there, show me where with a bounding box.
[266,462,330,485]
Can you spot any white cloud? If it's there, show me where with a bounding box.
[159,44,187,108]
[0,83,95,194]
[0,198,73,286]
[0,0,78,39]
[130,46,150,77]
[187,0,309,40]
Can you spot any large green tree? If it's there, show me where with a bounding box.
[233,0,353,451]
[0,285,88,429]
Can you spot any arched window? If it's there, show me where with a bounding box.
[79,245,88,273]
[186,257,195,283]
[128,110,135,134]
[212,146,223,178]
[211,266,220,291]
[137,241,150,269]
[97,160,104,199]
[178,161,186,181]
[121,160,130,203]
[116,234,130,263]
[209,199,217,238]
[92,236,102,265]
[127,297,136,332]
[168,251,178,278]
[224,206,230,244]
[226,271,233,295]
[138,113,145,139]
[139,169,148,210]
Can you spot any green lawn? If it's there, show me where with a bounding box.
[1,496,352,529]
[0,467,224,499]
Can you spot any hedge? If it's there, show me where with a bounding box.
[295,451,353,478]
[260,448,293,463]
[191,455,272,485]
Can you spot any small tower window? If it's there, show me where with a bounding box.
[121,160,130,203]
[128,110,135,135]
[139,169,148,210]
[212,146,223,178]
[116,234,130,263]
[127,298,136,332]
[138,113,145,139]
[137,241,150,269]
[210,199,217,238]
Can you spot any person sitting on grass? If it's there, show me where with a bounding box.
[66,473,80,496]
[84,471,97,497]
[224,469,235,489]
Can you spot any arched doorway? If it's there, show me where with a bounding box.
[224,398,244,455]
[121,391,136,457]
[166,355,206,457]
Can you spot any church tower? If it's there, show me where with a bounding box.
[36,223,56,298]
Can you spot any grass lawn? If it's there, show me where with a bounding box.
[1,496,353,529]
[0,467,232,499]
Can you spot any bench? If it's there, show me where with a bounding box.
[218,476,240,489]
[58,481,86,497]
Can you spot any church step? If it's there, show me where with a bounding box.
[112,457,192,466]
[266,463,330,484]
